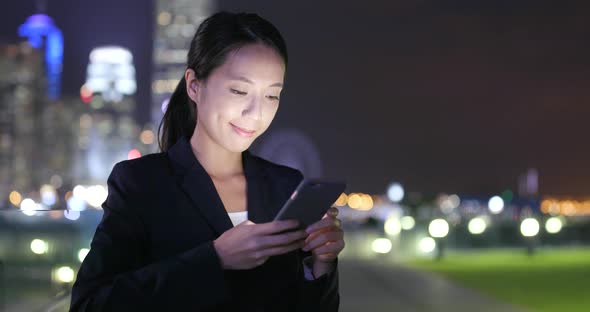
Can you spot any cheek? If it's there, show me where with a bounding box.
[199,98,241,124]
[260,103,279,126]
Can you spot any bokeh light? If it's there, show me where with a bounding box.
[140,129,155,145]
[384,216,402,236]
[418,237,436,253]
[520,218,540,237]
[545,217,563,234]
[488,196,505,214]
[78,248,90,262]
[347,193,362,209]
[468,217,487,235]
[400,216,415,230]
[20,198,37,216]
[428,219,449,238]
[334,193,348,207]
[128,149,141,160]
[387,183,404,203]
[40,184,57,206]
[371,238,392,254]
[30,239,48,255]
[53,266,75,283]
[9,191,22,206]
[86,185,107,208]
[64,210,81,221]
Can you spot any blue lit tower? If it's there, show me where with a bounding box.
[18,13,64,100]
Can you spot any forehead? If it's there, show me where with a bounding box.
[214,43,285,83]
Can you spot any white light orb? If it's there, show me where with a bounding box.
[418,237,436,253]
[384,217,402,236]
[468,217,487,235]
[371,238,392,254]
[520,218,540,237]
[30,239,48,255]
[428,219,449,238]
[488,196,505,214]
[54,266,75,283]
[400,216,415,230]
[387,183,404,203]
[545,217,563,234]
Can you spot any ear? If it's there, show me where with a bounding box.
[184,68,201,104]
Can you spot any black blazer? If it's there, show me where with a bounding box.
[70,136,339,311]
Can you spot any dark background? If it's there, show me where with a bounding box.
[2,0,589,196]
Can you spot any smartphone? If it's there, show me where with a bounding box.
[274,178,347,228]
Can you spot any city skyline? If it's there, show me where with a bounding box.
[1,0,590,196]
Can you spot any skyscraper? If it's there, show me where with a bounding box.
[0,42,47,206]
[151,0,213,141]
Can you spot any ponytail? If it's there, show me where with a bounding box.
[158,76,197,152]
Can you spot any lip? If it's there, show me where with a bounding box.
[230,123,256,137]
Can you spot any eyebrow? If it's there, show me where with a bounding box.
[229,75,283,88]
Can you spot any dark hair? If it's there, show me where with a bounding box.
[158,11,288,152]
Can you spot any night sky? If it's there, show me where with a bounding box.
[2,0,590,197]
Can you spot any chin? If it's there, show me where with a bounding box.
[224,140,254,153]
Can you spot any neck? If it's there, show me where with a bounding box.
[190,122,244,179]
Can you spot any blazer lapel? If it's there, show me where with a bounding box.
[242,150,275,225]
[167,136,274,238]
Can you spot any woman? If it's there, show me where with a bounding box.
[70,11,344,311]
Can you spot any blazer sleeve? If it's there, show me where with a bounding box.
[288,169,340,311]
[70,162,229,311]
[296,250,340,312]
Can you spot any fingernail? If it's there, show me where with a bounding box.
[306,227,313,234]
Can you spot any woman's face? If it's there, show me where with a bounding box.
[187,43,285,153]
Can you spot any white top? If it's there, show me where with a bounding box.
[227,211,248,227]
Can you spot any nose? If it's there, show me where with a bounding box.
[242,96,262,121]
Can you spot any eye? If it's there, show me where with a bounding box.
[230,89,247,95]
[266,95,280,101]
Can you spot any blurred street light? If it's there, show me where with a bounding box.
[520,218,540,237]
[387,183,404,203]
[428,219,449,238]
[53,266,75,283]
[384,216,402,236]
[20,198,37,216]
[371,238,392,254]
[30,239,48,255]
[400,216,415,230]
[545,217,563,234]
[418,237,436,253]
[488,196,504,214]
[468,217,487,235]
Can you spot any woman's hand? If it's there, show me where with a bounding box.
[302,207,345,276]
[213,219,308,270]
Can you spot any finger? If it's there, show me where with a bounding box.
[259,230,308,248]
[303,230,343,251]
[314,240,345,255]
[321,207,339,220]
[257,239,306,258]
[255,219,300,235]
[327,207,339,217]
[306,217,341,234]
[315,252,338,262]
[304,219,343,244]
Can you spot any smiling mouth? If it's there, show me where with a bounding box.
[230,123,256,136]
